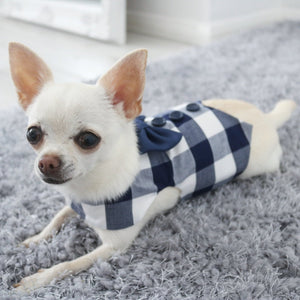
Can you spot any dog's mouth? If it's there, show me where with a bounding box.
[42,177,72,185]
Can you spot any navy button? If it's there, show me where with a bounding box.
[186,102,200,112]
[151,117,166,127]
[169,110,184,121]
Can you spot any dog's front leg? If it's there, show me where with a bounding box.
[14,243,115,293]
[22,205,76,247]
[15,187,181,293]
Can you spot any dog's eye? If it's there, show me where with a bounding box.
[75,131,101,150]
[27,126,43,145]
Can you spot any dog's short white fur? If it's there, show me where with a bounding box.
[9,43,296,292]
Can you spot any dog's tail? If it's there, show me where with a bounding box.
[267,100,297,129]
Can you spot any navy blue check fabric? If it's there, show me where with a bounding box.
[71,101,252,230]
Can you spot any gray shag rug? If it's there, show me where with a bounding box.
[1,21,300,299]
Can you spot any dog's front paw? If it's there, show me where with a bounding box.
[14,264,70,293]
[21,233,44,248]
[14,269,50,293]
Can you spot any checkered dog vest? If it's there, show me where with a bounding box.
[71,101,252,230]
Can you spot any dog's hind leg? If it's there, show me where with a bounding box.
[204,99,296,179]
[239,100,295,179]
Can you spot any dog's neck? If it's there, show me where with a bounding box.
[57,121,140,204]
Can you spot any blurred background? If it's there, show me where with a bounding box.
[0,0,299,109]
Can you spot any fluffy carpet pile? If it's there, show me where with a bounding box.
[1,21,300,299]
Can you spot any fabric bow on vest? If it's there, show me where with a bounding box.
[135,116,182,154]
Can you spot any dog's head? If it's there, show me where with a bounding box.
[9,43,147,193]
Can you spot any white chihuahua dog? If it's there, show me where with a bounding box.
[9,42,296,292]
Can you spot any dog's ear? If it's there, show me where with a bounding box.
[98,49,147,120]
[9,42,53,110]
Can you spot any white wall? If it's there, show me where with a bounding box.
[211,0,282,21]
[127,0,209,22]
[285,0,300,9]
[127,0,300,44]
[127,0,211,44]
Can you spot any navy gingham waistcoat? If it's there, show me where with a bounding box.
[71,101,252,230]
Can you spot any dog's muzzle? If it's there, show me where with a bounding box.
[38,155,70,184]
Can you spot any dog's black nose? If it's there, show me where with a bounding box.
[38,155,62,176]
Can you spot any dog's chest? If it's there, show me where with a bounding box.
[71,101,252,231]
